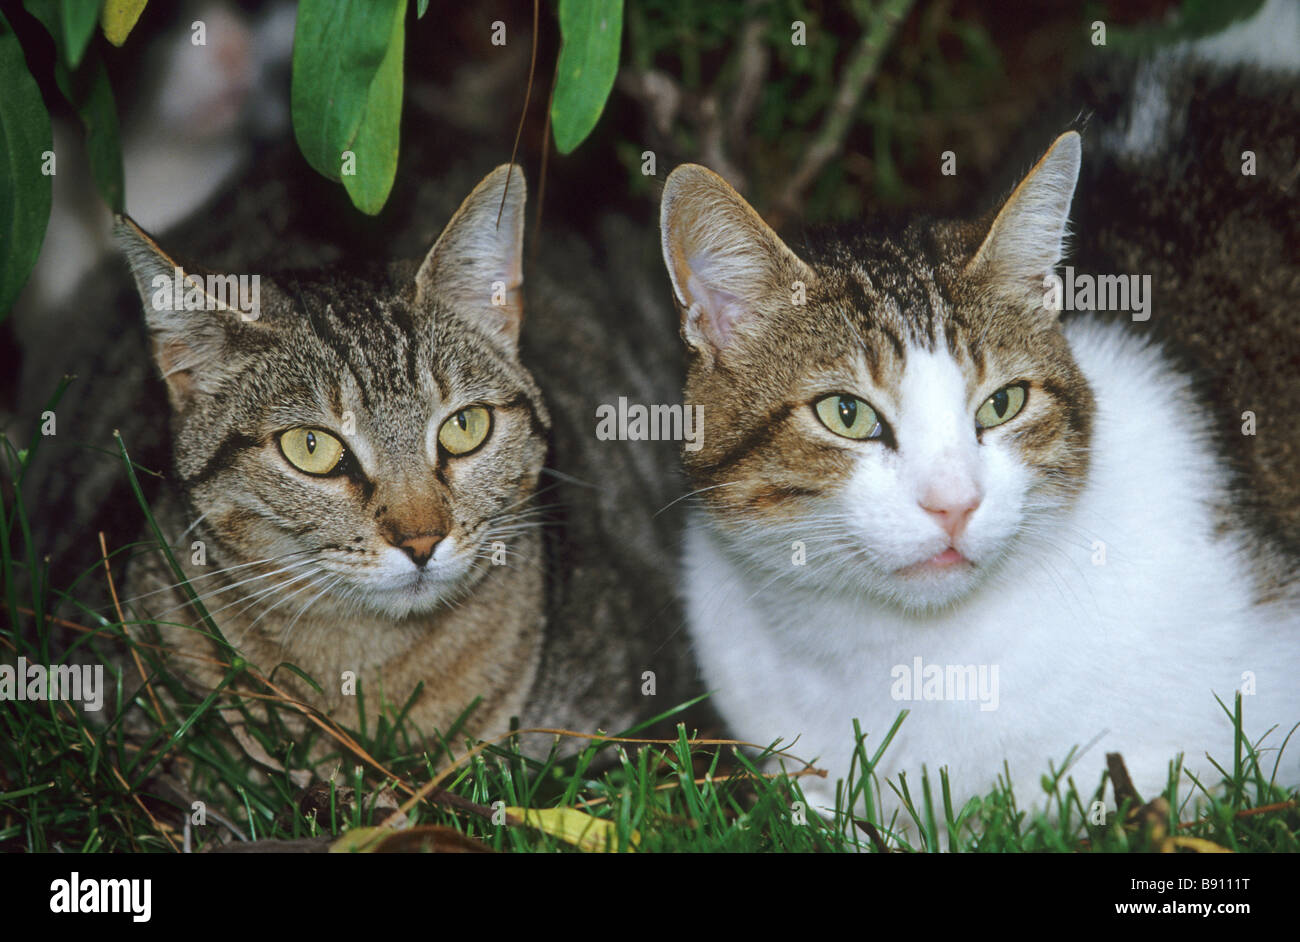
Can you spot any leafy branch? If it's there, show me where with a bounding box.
[0,0,627,320]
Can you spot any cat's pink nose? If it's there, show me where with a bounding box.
[920,494,981,539]
[396,534,442,568]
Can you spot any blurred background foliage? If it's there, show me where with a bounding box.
[0,0,1270,326]
[610,0,1264,223]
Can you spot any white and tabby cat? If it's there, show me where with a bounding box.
[659,31,1300,834]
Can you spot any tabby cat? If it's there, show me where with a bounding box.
[19,145,695,753]
[658,14,1300,833]
[109,164,554,741]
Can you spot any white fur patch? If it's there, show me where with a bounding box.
[1103,0,1300,162]
[1105,60,1176,161]
[1183,0,1300,71]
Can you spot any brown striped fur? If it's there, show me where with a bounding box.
[114,166,551,744]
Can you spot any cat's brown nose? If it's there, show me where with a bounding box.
[395,534,442,568]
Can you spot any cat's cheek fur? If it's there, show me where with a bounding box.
[956,440,1033,565]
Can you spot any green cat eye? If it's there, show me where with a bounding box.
[814,394,881,440]
[975,384,1027,429]
[279,428,345,475]
[439,406,492,455]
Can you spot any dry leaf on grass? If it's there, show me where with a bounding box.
[330,825,491,853]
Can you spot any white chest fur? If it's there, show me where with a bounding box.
[683,318,1300,829]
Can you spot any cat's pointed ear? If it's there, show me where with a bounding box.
[661,163,816,364]
[115,215,261,411]
[966,131,1081,308]
[415,164,526,348]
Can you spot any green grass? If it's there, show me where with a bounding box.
[2,428,1298,853]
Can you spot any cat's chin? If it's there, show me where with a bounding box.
[353,564,484,619]
[880,550,987,611]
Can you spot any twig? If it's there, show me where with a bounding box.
[387,726,825,828]
[62,702,179,852]
[579,763,827,809]
[156,775,249,845]
[22,609,828,835]
[531,64,558,263]
[697,93,747,191]
[1177,799,1298,829]
[98,531,164,722]
[617,68,681,138]
[724,2,769,160]
[24,605,501,825]
[17,606,239,669]
[500,0,540,226]
[771,0,915,227]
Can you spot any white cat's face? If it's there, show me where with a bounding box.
[661,135,1092,613]
[811,346,1038,609]
[706,339,1082,612]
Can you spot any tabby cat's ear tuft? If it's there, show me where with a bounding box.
[966,131,1081,308]
[114,215,254,411]
[415,164,526,349]
[660,163,816,364]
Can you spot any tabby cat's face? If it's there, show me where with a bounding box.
[176,279,546,618]
[121,165,547,619]
[662,134,1093,610]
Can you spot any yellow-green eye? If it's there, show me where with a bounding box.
[279,428,345,475]
[438,406,492,455]
[814,394,881,440]
[975,384,1027,429]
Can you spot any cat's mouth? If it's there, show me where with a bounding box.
[387,565,467,593]
[352,555,482,617]
[895,546,972,577]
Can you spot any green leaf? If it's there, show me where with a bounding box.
[506,806,637,852]
[60,0,100,67]
[21,2,61,53]
[0,11,53,319]
[417,0,429,18]
[24,0,100,67]
[53,55,123,212]
[291,0,403,183]
[551,0,623,154]
[1109,0,1266,51]
[23,0,124,212]
[342,1,404,215]
[99,0,146,47]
